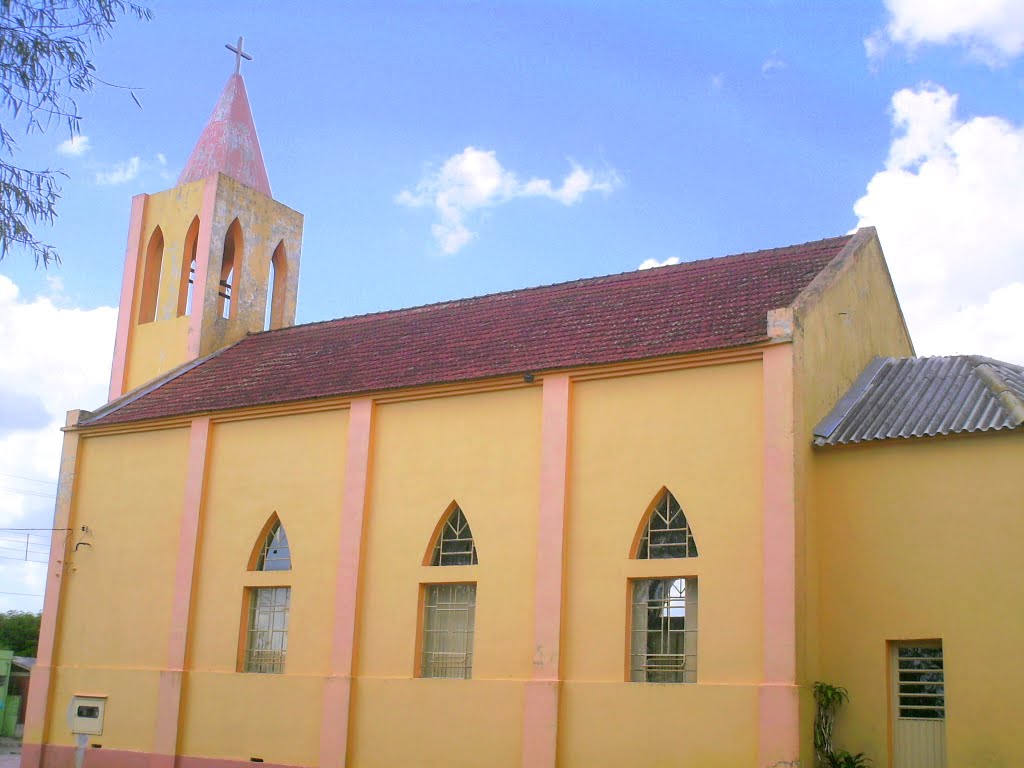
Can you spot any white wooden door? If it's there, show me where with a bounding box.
[892,641,947,768]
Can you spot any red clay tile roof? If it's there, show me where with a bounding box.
[86,234,852,426]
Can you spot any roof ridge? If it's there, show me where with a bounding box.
[971,357,1024,427]
[248,233,853,339]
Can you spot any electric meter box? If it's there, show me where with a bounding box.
[70,696,106,735]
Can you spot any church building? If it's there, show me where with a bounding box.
[19,62,1024,768]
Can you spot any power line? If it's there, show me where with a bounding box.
[0,472,57,486]
[0,485,57,500]
[0,591,44,597]
[0,528,70,532]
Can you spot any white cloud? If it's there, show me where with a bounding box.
[761,53,786,77]
[95,156,141,186]
[56,135,90,157]
[0,275,116,610]
[397,147,620,254]
[870,0,1024,63]
[853,85,1024,364]
[638,256,681,270]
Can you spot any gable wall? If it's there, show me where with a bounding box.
[792,232,914,761]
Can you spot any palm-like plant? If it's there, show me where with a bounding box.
[813,681,849,766]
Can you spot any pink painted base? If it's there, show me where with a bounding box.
[318,676,353,768]
[521,680,559,768]
[28,744,308,768]
[757,683,801,767]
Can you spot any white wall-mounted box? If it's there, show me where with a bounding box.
[70,696,106,735]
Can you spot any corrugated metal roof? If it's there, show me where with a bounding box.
[814,355,1024,446]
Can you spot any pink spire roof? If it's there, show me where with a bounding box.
[178,74,272,196]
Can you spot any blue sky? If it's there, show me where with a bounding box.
[2,0,1024,610]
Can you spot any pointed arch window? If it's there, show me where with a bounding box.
[255,518,291,571]
[177,217,200,318]
[635,489,698,560]
[139,227,164,324]
[242,514,291,674]
[430,505,478,566]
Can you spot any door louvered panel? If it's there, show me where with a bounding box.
[892,641,947,768]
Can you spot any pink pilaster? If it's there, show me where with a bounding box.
[759,343,800,766]
[319,400,375,768]
[108,195,148,401]
[151,417,211,768]
[186,180,219,360]
[522,375,571,768]
[20,411,85,768]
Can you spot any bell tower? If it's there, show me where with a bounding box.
[108,42,303,401]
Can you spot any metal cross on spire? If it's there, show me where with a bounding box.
[225,36,253,75]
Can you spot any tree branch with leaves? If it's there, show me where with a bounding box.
[0,0,151,266]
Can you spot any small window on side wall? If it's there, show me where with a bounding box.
[630,577,698,683]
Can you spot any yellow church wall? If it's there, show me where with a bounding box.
[124,316,191,393]
[559,682,758,765]
[350,679,525,768]
[196,175,303,359]
[559,361,764,767]
[119,175,303,395]
[48,668,162,752]
[349,387,541,767]
[179,673,323,765]
[178,409,348,766]
[123,180,207,392]
[46,427,190,748]
[814,432,1024,767]
[791,232,914,761]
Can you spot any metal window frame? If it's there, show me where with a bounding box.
[893,640,945,721]
[431,506,478,566]
[256,519,292,571]
[636,490,698,560]
[244,586,290,674]
[629,577,698,684]
[419,582,477,679]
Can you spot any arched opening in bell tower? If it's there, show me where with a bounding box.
[219,219,244,319]
[177,217,201,318]
[265,241,287,330]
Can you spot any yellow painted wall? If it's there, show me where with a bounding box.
[814,432,1024,767]
[180,409,348,766]
[559,361,764,767]
[196,175,303,358]
[122,174,303,393]
[49,359,775,767]
[793,233,915,761]
[124,180,207,392]
[350,387,541,767]
[48,427,190,749]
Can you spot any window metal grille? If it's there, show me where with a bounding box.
[431,506,478,566]
[421,583,476,679]
[897,644,944,719]
[256,520,291,571]
[636,491,698,559]
[630,577,697,683]
[245,587,290,673]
